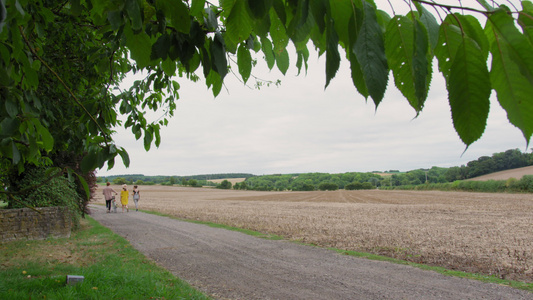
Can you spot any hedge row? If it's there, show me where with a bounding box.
[380,175,533,193]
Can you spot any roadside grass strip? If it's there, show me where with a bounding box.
[331,249,533,293]
[0,217,210,300]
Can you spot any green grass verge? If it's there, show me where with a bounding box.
[332,249,533,292]
[141,209,532,293]
[0,217,210,300]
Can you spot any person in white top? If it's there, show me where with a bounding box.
[132,185,140,211]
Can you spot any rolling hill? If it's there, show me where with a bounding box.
[468,165,533,181]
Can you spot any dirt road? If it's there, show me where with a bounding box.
[89,205,531,299]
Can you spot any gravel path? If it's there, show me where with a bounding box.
[89,205,532,300]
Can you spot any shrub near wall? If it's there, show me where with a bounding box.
[6,166,82,229]
[0,207,72,242]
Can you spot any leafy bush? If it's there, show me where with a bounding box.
[318,182,338,191]
[518,175,533,192]
[7,166,82,228]
[112,177,127,185]
[216,180,232,189]
[345,182,376,190]
[345,182,363,190]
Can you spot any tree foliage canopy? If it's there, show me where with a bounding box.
[1,0,532,176]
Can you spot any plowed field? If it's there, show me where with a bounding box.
[94,186,533,282]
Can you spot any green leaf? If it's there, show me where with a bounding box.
[414,2,439,50]
[159,0,191,33]
[412,19,430,111]
[247,0,272,19]
[518,2,533,42]
[161,57,176,76]
[385,16,429,112]
[70,0,83,15]
[475,0,495,11]
[153,124,161,147]
[325,16,340,88]
[31,118,54,152]
[237,44,252,84]
[124,25,152,69]
[309,0,327,35]
[0,1,5,31]
[0,117,20,137]
[190,0,205,18]
[487,14,533,144]
[11,140,20,164]
[143,127,153,151]
[270,8,289,54]
[435,19,463,81]
[81,150,97,173]
[45,167,61,178]
[210,33,227,79]
[204,7,218,30]
[488,9,533,87]
[107,157,115,170]
[296,46,309,75]
[226,0,253,49]
[349,51,368,99]
[329,0,356,47]
[261,36,275,69]
[22,56,38,88]
[38,124,54,152]
[151,33,171,60]
[5,97,17,118]
[75,171,91,201]
[287,0,314,44]
[275,47,289,75]
[251,9,271,37]
[108,10,124,30]
[449,38,491,146]
[118,147,130,168]
[125,0,143,31]
[385,17,415,103]
[209,70,223,97]
[456,14,489,60]
[271,0,286,25]
[353,1,388,107]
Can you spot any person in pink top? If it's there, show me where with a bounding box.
[102,182,118,213]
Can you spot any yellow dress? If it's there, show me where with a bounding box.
[120,190,129,205]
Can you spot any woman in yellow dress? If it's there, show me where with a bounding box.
[120,184,129,213]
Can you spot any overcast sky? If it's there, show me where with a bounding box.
[97,1,528,177]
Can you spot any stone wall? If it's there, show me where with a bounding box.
[0,206,72,242]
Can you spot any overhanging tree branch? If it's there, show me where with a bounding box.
[19,26,111,145]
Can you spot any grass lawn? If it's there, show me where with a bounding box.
[0,217,210,299]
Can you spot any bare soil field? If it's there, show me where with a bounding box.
[207,178,246,184]
[94,185,533,282]
[469,165,533,181]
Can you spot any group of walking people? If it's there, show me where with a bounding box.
[102,182,141,213]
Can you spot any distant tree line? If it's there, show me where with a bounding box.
[443,149,532,181]
[235,149,532,191]
[98,173,254,187]
[97,149,532,191]
[236,172,383,191]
